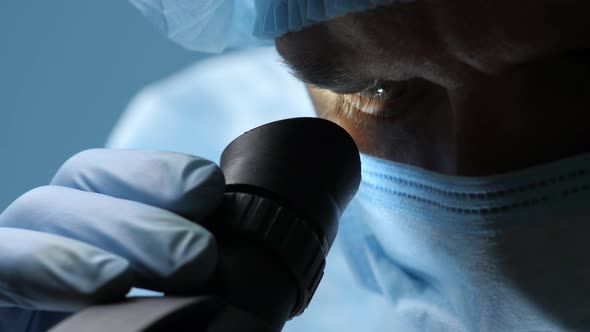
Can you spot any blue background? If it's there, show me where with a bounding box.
[0,1,202,209]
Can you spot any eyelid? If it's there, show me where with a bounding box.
[337,80,409,119]
[311,78,437,126]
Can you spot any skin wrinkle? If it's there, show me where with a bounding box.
[276,0,590,176]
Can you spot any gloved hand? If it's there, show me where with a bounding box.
[0,149,225,331]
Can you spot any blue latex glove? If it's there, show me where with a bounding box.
[0,149,225,331]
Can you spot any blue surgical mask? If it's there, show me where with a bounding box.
[337,153,590,331]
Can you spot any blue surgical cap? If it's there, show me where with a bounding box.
[128,0,406,53]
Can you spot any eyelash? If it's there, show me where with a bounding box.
[335,81,399,122]
[335,93,389,121]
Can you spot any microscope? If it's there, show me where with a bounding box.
[50,117,361,332]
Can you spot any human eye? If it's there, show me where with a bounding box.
[336,80,410,120]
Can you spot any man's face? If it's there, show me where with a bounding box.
[276,0,590,176]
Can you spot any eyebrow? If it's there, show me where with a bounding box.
[279,54,373,94]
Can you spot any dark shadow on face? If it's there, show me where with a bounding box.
[275,1,590,176]
[276,2,590,327]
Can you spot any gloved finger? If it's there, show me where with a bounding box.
[0,186,217,293]
[50,149,225,221]
[0,228,131,312]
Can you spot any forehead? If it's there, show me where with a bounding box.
[275,1,590,90]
